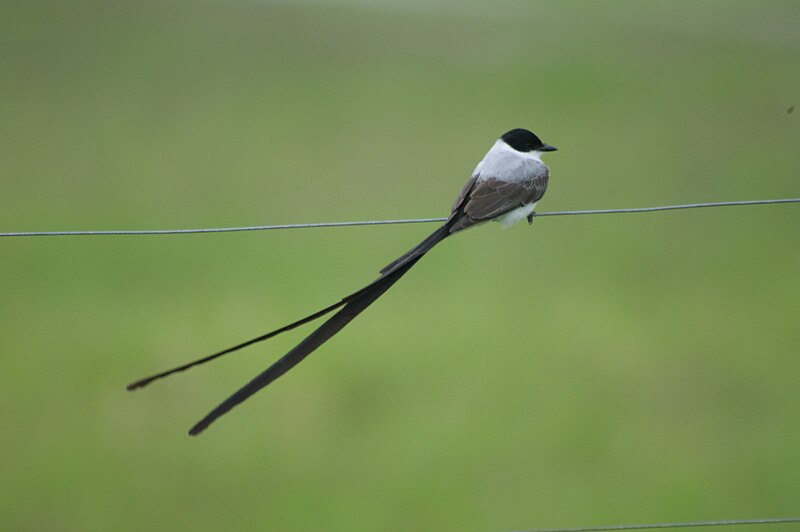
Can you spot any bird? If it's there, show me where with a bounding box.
[127,128,557,435]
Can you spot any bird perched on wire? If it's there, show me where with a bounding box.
[128,128,557,435]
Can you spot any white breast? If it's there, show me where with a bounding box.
[496,202,538,227]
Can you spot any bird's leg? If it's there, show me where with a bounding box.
[527,212,536,225]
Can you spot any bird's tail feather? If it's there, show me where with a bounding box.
[189,225,452,435]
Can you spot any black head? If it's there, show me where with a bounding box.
[501,128,557,153]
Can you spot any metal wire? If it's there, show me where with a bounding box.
[1,199,798,238]
[520,516,800,532]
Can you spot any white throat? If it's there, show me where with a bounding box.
[496,140,544,161]
[472,140,548,182]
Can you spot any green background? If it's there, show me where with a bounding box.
[1,1,799,530]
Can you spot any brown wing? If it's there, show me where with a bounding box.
[448,170,548,233]
[451,174,478,213]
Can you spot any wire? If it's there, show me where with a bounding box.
[531,198,800,217]
[520,516,800,532]
[0,218,448,237]
[1,198,798,238]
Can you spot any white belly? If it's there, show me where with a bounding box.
[496,202,537,228]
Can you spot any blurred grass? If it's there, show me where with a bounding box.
[1,0,799,530]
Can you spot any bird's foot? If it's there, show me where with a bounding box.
[527,212,536,225]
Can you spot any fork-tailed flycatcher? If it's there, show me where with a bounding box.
[128,128,557,435]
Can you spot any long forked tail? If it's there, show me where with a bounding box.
[188,225,451,435]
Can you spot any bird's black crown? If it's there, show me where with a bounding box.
[501,128,553,153]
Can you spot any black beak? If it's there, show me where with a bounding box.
[540,144,558,152]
